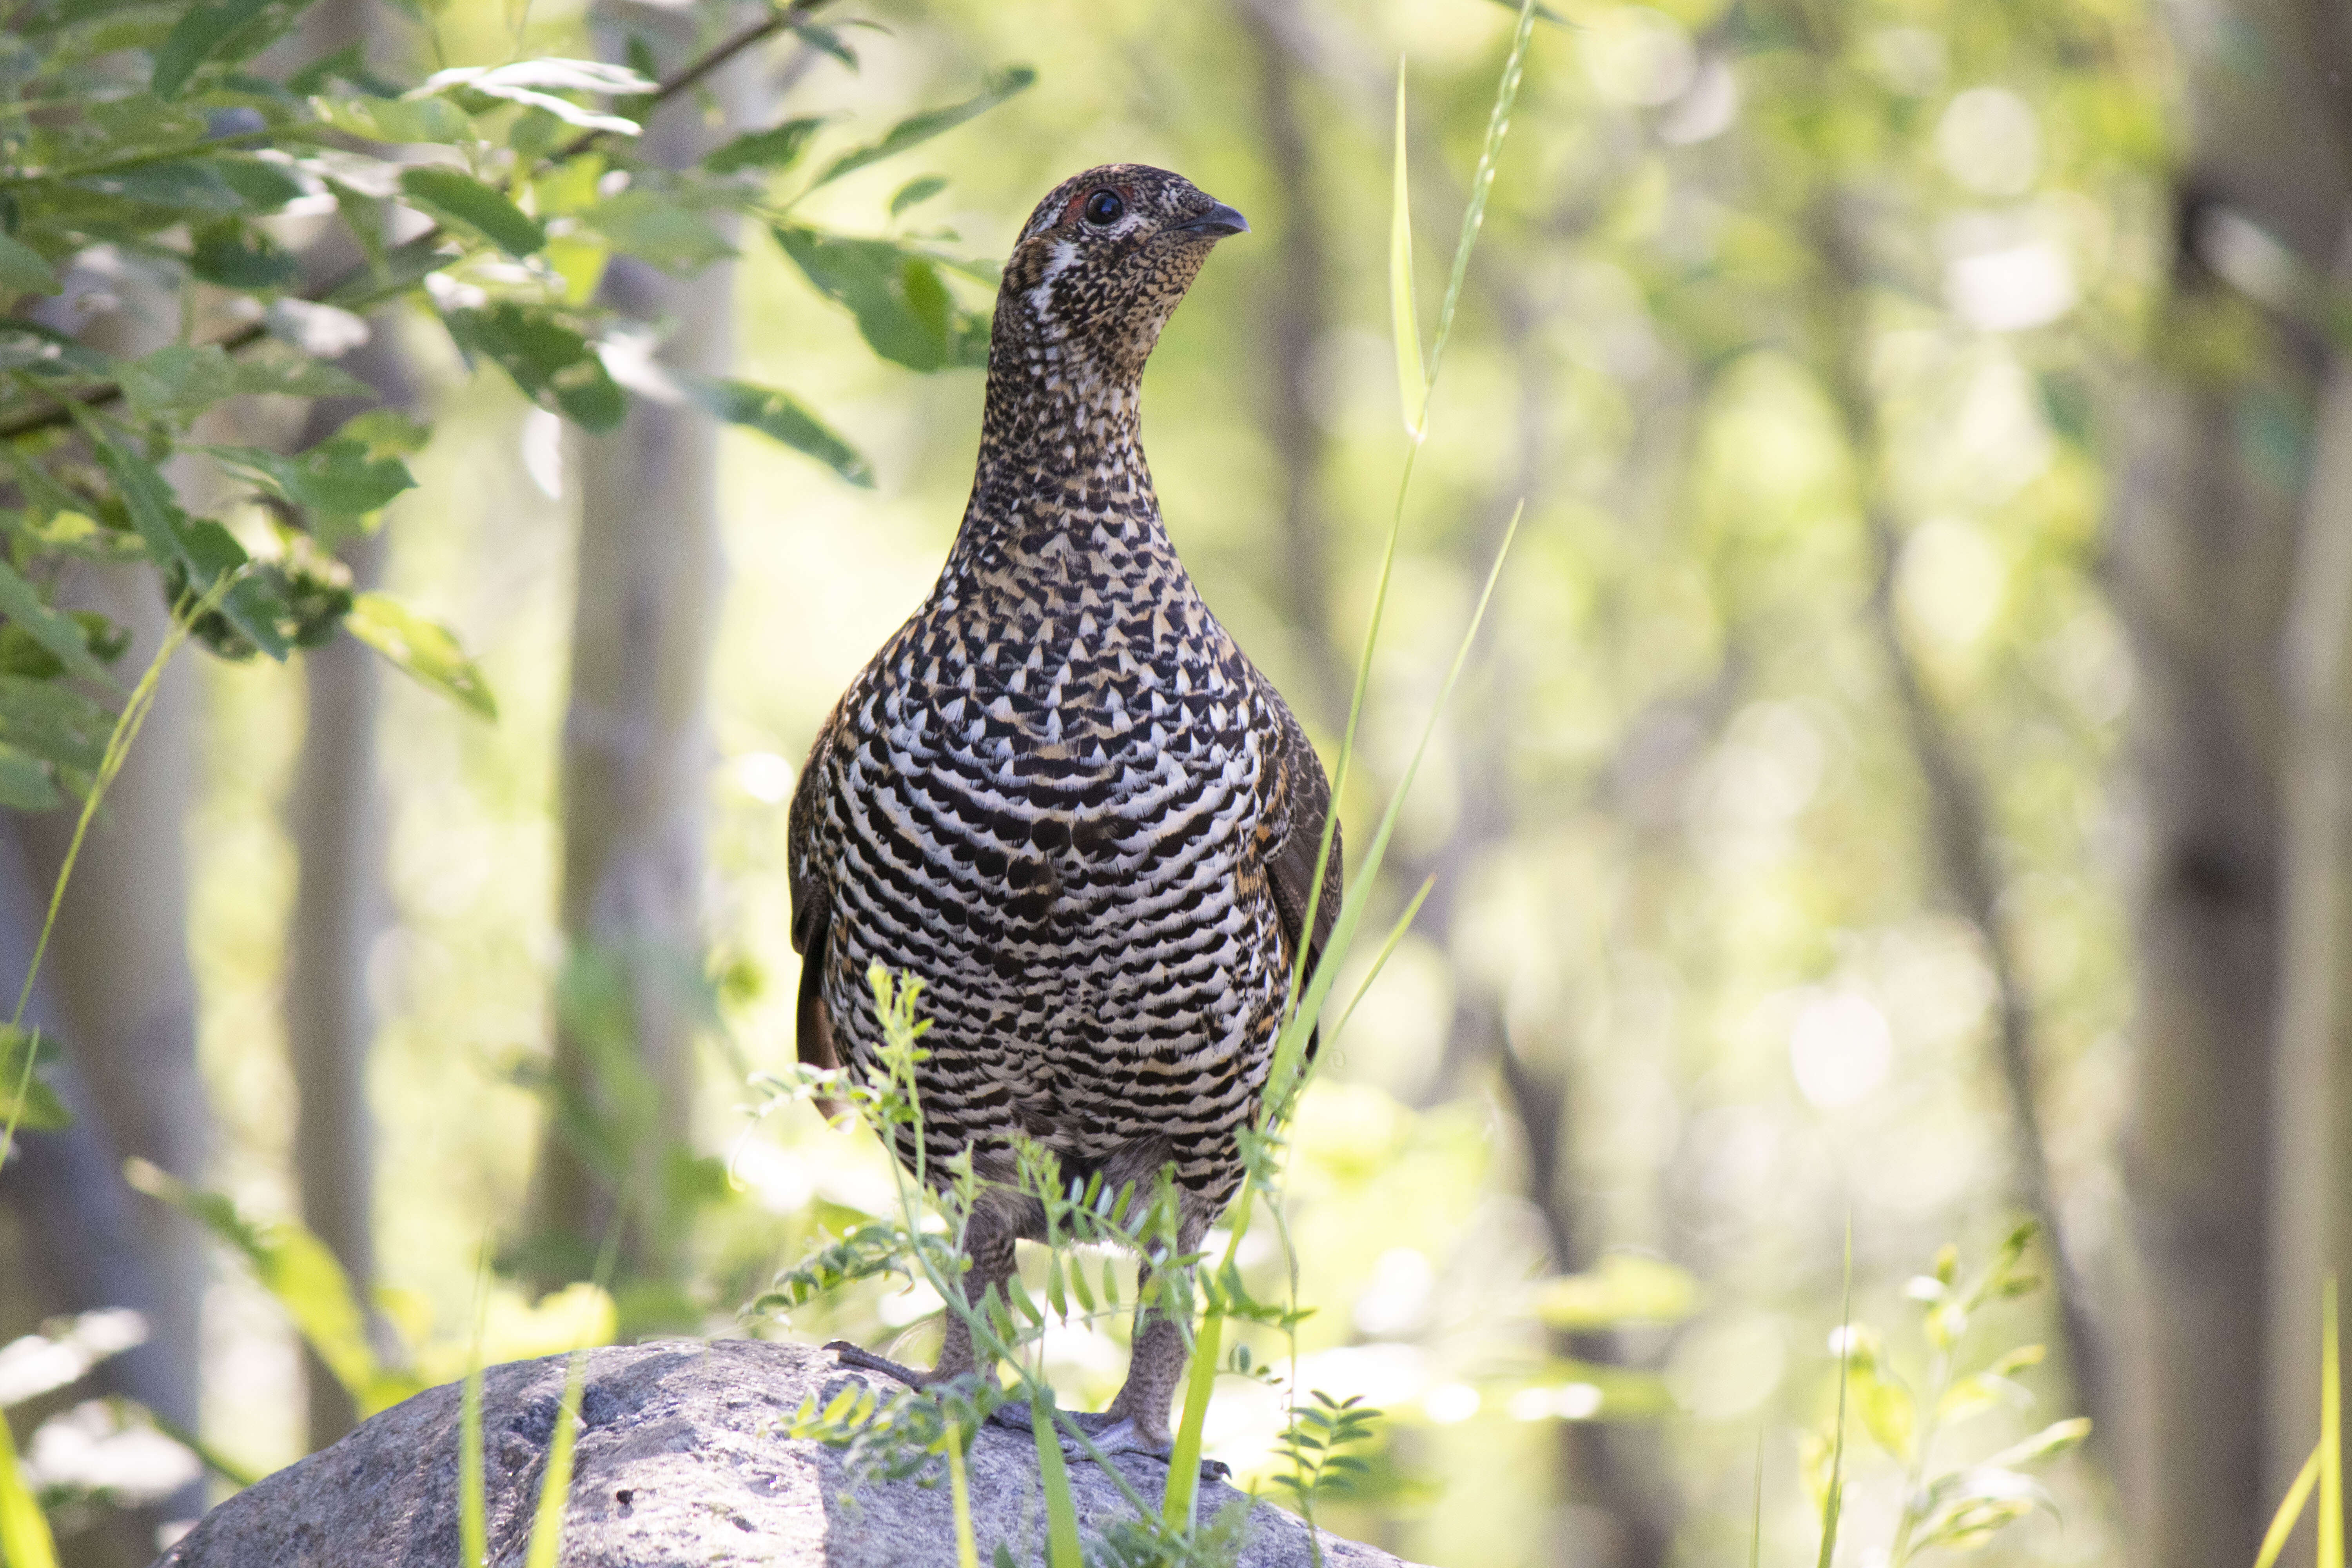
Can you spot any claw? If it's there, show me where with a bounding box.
[823,1339,931,1387]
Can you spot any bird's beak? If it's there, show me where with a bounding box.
[1173,202,1250,239]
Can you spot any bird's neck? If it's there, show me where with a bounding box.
[945,342,1178,589]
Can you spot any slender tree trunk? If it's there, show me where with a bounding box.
[2112,0,2350,1558]
[0,259,209,1563]
[533,2,762,1284]
[283,338,410,1448]
[2268,220,2352,1540]
[1234,0,1342,729]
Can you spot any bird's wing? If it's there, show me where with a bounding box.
[788,706,843,1074]
[1262,695,1344,1014]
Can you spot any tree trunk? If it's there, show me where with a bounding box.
[532,2,761,1286]
[2112,0,2350,1558]
[283,331,412,1449]
[2267,220,2352,1542]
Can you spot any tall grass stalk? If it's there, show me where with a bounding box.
[1817,1226,1852,1568]
[1164,0,1540,1530]
[2256,1274,2344,1568]
[519,1201,626,1568]
[2326,1276,2342,1568]
[459,1245,493,1568]
[945,1414,978,1568]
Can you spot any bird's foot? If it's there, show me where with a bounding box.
[987,1404,1230,1480]
[822,1339,936,1388]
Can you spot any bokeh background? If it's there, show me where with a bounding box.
[8,0,2352,1563]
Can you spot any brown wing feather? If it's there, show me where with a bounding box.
[787,709,844,1078]
[1263,700,1343,1056]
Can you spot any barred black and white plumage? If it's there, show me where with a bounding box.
[788,165,1341,1454]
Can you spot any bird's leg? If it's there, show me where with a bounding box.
[829,1204,1016,1389]
[1023,1210,1223,1478]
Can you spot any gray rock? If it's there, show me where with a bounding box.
[154,1338,1414,1567]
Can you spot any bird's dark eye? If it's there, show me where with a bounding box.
[1082,189,1125,226]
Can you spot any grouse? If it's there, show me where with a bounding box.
[788,164,1342,1459]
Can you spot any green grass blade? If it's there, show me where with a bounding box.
[1388,57,1425,438]
[2255,1445,2322,1568]
[1265,505,1523,1125]
[947,1417,979,1568]
[1425,0,1539,401]
[2325,1274,2341,1568]
[1751,1423,1765,1568]
[1817,1222,1851,1568]
[1031,1386,1085,1568]
[460,1248,492,1568]
[522,1348,588,1568]
[1330,873,1437,1041]
[0,1401,58,1568]
[1165,1182,1254,1528]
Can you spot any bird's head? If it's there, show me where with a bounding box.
[993,164,1248,390]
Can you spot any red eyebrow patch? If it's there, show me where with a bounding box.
[1059,185,1129,227]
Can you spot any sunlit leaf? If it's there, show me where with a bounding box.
[343,592,496,719]
[445,302,624,431]
[312,93,473,145]
[125,1157,421,1415]
[581,190,733,274]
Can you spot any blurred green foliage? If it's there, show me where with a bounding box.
[0,0,2185,1559]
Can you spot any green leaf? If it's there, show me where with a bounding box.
[343,592,496,719]
[446,302,624,431]
[704,116,825,175]
[155,0,325,99]
[581,190,733,274]
[0,232,60,297]
[311,93,472,145]
[65,160,245,212]
[1389,58,1426,437]
[0,1026,70,1130]
[399,166,544,258]
[190,219,299,289]
[121,344,240,421]
[230,354,376,401]
[0,1381,58,1568]
[75,414,196,570]
[813,65,1036,188]
[0,321,113,381]
[0,675,114,774]
[0,558,126,691]
[773,225,989,372]
[0,740,61,811]
[200,437,416,516]
[205,156,308,212]
[685,376,872,486]
[888,175,948,217]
